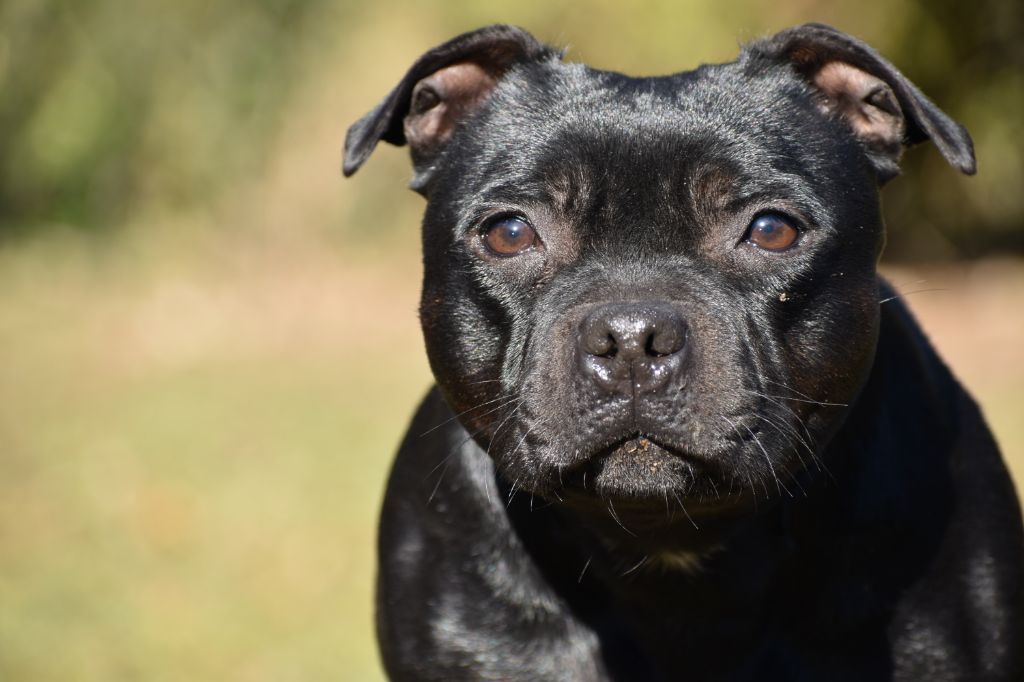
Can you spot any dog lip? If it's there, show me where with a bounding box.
[594,434,699,463]
[559,435,750,512]
[568,433,710,480]
[557,433,697,487]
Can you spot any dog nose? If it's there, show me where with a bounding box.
[578,302,688,395]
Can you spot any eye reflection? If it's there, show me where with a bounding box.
[482,216,537,256]
[745,214,799,251]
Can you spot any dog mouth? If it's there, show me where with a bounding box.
[563,434,702,495]
[553,433,753,519]
[595,434,692,466]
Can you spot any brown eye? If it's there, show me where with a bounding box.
[482,216,537,256]
[745,213,799,251]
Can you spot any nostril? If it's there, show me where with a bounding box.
[646,322,686,357]
[644,332,661,357]
[579,302,688,361]
[597,333,618,358]
[578,302,688,396]
[581,323,620,358]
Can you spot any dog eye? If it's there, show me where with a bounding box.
[481,216,538,256]
[744,213,800,251]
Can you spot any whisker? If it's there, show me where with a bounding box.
[427,460,451,505]
[749,404,814,457]
[754,400,836,483]
[486,403,524,459]
[745,422,792,498]
[746,471,764,506]
[671,490,699,530]
[508,426,534,462]
[741,390,833,480]
[606,500,636,537]
[577,556,593,584]
[425,427,483,479]
[706,476,720,500]
[754,414,810,497]
[621,555,650,577]
[480,402,526,508]
[423,395,527,509]
[879,287,946,305]
[759,378,847,406]
[506,476,521,507]
[505,427,535,508]
[753,413,811,478]
[722,415,771,500]
[749,389,847,408]
[419,394,523,437]
[483,473,495,508]
[888,277,929,289]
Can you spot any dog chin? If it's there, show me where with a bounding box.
[539,436,728,507]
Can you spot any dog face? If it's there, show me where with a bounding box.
[345,25,974,511]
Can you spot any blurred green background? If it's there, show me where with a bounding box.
[0,0,1021,679]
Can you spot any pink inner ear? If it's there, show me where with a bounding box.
[404,62,500,155]
[813,61,905,148]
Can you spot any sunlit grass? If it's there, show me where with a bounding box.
[0,228,429,680]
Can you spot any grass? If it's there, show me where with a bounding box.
[0,227,429,680]
[0,225,1020,679]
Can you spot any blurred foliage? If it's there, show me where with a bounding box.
[0,0,1022,257]
[0,0,341,234]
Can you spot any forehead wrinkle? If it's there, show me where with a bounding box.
[689,164,737,223]
[465,67,835,237]
[540,165,596,220]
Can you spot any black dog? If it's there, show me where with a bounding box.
[344,24,1024,681]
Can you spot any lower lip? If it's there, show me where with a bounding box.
[560,438,749,512]
[562,436,697,489]
[600,436,694,463]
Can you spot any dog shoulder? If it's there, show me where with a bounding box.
[378,388,610,680]
[871,280,1024,678]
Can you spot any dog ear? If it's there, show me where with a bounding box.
[342,25,557,185]
[755,23,975,183]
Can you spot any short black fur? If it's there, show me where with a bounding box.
[345,23,1024,681]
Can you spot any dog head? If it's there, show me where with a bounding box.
[344,24,973,514]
